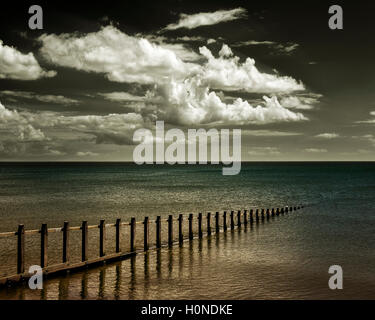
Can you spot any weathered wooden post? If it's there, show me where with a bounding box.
[81,221,88,261]
[215,212,220,233]
[237,210,242,227]
[99,220,105,257]
[266,209,270,219]
[290,206,293,212]
[198,213,203,238]
[17,224,25,274]
[130,217,136,252]
[178,214,183,244]
[115,218,121,253]
[168,215,173,246]
[156,216,161,248]
[62,221,70,263]
[276,208,280,216]
[298,206,300,210]
[230,211,235,230]
[188,214,193,240]
[261,209,265,219]
[271,208,275,216]
[294,206,297,211]
[249,209,254,223]
[243,210,248,226]
[223,211,227,231]
[281,208,285,214]
[255,209,259,221]
[285,207,289,213]
[144,217,149,251]
[40,223,48,268]
[207,212,211,235]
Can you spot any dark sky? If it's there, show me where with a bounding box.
[0,0,374,161]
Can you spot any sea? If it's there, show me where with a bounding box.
[0,162,374,299]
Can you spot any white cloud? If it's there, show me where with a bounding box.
[1,90,79,105]
[163,8,246,31]
[232,40,300,55]
[157,78,307,125]
[355,111,375,124]
[39,26,199,85]
[37,27,310,126]
[315,133,339,139]
[0,40,56,80]
[199,45,304,94]
[279,95,320,110]
[305,148,328,153]
[17,124,47,142]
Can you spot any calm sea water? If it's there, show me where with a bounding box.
[0,162,374,299]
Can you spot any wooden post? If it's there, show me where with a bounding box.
[115,218,121,253]
[266,209,270,218]
[271,208,275,216]
[230,211,235,230]
[223,211,227,231]
[237,210,241,227]
[285,207,289,213]
[207,212,212,235]
[99,220,105,257]
[294,206,297,211]
[188,214,193,240]
[215,212,220,233]
[178,214,183,244]
[17,224,25,274]
[62,221,69,263]
[255,209,259,220]
[249,209,254,223]
[168,215,173,246]
[261,209,265,219]
[144,217,149,251]
[81,221,88,261]
[198,213,203,238]
[156,216,161,248]
[281,208,284,214]
[276,208,280,216]
[243,210,248,226]
[290,206,293,212]
[130,217,136,252]
[40,223,48,268]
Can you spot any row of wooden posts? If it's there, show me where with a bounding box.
[0,205,304,285]
[10,206,303,277]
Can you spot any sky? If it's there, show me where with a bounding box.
[0,0,374,161]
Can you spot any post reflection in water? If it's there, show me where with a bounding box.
[2,207,372,300]
[114,264,121,300]
[128,256,136,299]
[98,269,105,299]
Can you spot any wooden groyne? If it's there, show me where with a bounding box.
[0,205,304,287]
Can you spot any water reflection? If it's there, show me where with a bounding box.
[1,210,374,300]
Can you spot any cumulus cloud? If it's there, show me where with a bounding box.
[156,78,307,125]
[199,45,304,93]
[315,133,339,139]
[0,40,56,80]
[39,26,199,85]
[163,8,246,31]
[279,95,320,110]
[1,90,79,105]
[37,27,309,125]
